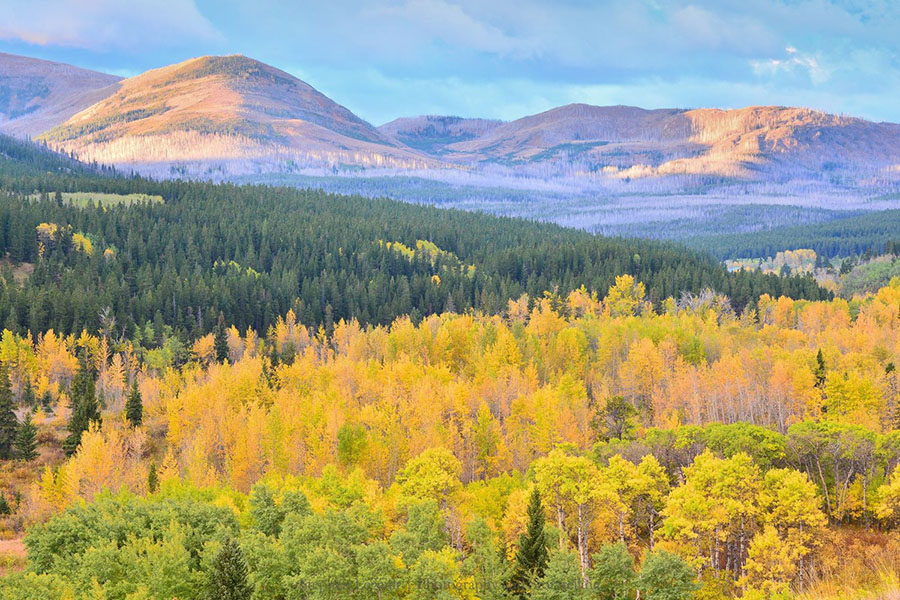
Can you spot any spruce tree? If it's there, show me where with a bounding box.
[41,391,53,414]
[214,312,229,363]
[21,378,36,408]
[815,348,828,415]
[63,355,101,457]
[815,349,827,388]
[126,379,143,428]
[508,487,550,599]
[0,365,17,460]
[206,537,252,600]
[15,413,38,461]
[147,462,159,493]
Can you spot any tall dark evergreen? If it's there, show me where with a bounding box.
[63,354,101,457]
[21,377,36,408]
[125,379,143,428]
[206,537,252,600]
[147,462,159,493]
[15,412,38,461]
[0,365,17,459]
[815,349,827,388]
[214,312,229,362]
[41,390,53,414]
[508,487,550,599]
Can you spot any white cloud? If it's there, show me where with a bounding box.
[373,0,531,58]
[751,46,831,85]
[0,0,220,50]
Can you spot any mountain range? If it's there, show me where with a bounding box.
[2,51,900,244]
[2,51,898,185]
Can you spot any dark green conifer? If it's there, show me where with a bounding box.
[815,349,827,388]
[21,377,36,408]
[63,354,101,457]
[206,537,252,600]
[0,365,17,460]
[508,487,550,599]
[214,312,229,363]
[147,462,159,494]
[15,413,38,461]
[126,379,143,428]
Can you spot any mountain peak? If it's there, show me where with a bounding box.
[37,54,433,174]
[163,54,300,88]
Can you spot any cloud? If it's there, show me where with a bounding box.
[372,0,530,58]
[0,0,221,50]
[751,46,831,85]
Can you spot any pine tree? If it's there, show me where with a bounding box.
[815,348,828,415]
[206,537,252,600]
[126,379,143,428]
[508,487,550,599]
[21,377,36,408]
[147,462,159,493]
[214,312,229,363]
[15,412,38,461]
[63,354,101,457]
[0,492,10,515]
[815,349,827,388]
[0,365,17,460]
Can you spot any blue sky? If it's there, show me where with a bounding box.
[1,0,898,125]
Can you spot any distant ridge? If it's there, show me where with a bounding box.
[378,115,503,155]
[0,51,895,187]
[438,103,900,180]
[0,52,121,137]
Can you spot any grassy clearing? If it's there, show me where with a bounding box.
[798,529,900,600]
[0,542,26,576]
[28,192,163,206]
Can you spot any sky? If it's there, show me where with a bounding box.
[1,0,899,125]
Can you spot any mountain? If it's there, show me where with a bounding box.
[14,51,900,191]
[39,55,432,175]
[0,52,121,138]
[378,115,503,155]
[443,103,900,181]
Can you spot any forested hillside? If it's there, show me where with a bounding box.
[686,207,900,260]
[0,133,828,345]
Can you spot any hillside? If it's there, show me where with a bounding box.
[38,55,432,175]
[444,103,900,180]
[0,53,120,137]
[14,52,900,190]
[378,115,503,154]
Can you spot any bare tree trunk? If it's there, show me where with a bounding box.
[577,505,590,588]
